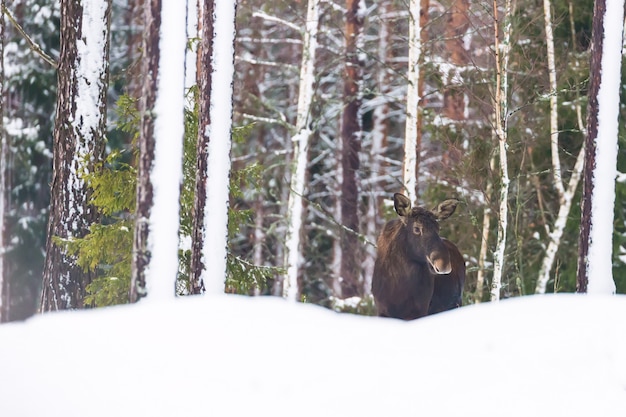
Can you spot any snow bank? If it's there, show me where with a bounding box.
[0,294,624,416]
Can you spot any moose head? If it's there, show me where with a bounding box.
[392,193,459,275]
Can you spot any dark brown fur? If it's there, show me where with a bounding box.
[371,194,466,320]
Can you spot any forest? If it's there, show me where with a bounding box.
[0,0,624,322]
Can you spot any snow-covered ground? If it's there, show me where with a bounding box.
[0,294,625,416]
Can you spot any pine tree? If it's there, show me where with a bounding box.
[190,0,237,296]
[40,0,111,311]
[130,0,186,301]
[339,0,364,298]
[577,0,623,294]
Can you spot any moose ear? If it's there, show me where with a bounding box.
[433,199,459,220]
[393,193,412,217]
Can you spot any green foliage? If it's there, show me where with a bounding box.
[89,151,137,215]
[114,94,141,140]
[226,254,276,294]
[68,93,279,306]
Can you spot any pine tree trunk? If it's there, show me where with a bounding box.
[131,0,187,301]
[189,0,214,295]
[443,0,469,121]
[339,0,364,298]
[577,0,623,294]
[131,0,160,302]
[125,0,145,100]
[190,0,236,296]
[40,0,111,311]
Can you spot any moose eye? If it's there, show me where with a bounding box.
[412,224,422,235]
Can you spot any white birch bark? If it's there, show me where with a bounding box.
[535,147,584,293]
[403,0,421,204]
[475,155,495,303]
[543,0,564,199]
[283,0,319,302]
[534,1,589,293]
[491,0,512,302]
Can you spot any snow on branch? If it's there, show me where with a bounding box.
[237,36,302,45]
[235,54,298,71]
[320,0,345,14]
[2,5,57,68]
[241,112,289,128]
[252,11,301,33]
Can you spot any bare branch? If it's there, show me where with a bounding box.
[2,5,58,69]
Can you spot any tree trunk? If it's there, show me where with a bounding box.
[131,0,160,302]
[577,0,623,294]
[534,0,586,294]
[475,155,495,303]
[0,0,6,322]
[443,0,469,121]
[131,0,187,302]
[363,0,392,294]
[339,0,364,298]
[190,0,236,296]
[125,0,145,100]
[490,0,512,302]
[283,0,319,301]
[40,0,111,311]
[189,0,214,295]
[403,0,421,204]
[415,0,429,199]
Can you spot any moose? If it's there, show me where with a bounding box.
[371,193,466,320]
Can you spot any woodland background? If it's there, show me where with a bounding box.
[0,0,625,321]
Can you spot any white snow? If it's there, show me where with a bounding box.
[587,0,624,294]
[147,1,187,300]
[0,294,625,416]
[67,1,111,236]
[74,1,109,150]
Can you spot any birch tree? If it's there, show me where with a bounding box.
[577,0,624,294]
[130,0,186,302]
[189,0,237,296]
[490,0,512,302]
[534,0,585,294]
[40,0,111,311]
[283,0,319,301]
[403,0,421,204]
